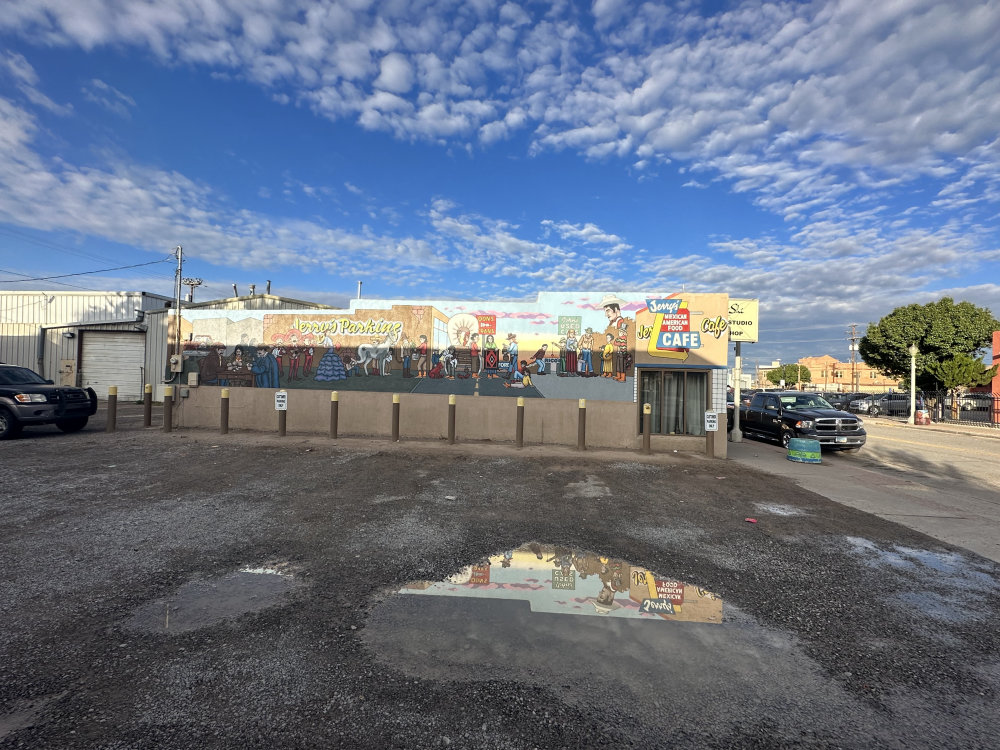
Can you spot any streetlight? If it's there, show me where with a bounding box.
[908,343,918,424]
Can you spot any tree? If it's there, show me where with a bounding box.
[858,297,999,390]
[766,364,811,387]
[925,353,998,391]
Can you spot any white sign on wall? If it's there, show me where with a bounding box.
[705,411,719,432]
[274,391,288,411]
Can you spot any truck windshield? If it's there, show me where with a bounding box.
[0,367,48,385]
[780,395,834,409]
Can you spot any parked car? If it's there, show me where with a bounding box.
[0,365,98,439]
[738,390,865,451]
[821,392,866,410]
[849,392,926,417]
[953,393,994,411]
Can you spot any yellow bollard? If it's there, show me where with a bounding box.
[106,386,118,432]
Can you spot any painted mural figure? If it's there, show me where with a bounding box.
[503,359,533,389]
[469,332,481,378]
[482,334,499,378]
[251,345,280,388]
[302,334,315,377]
[602,294,631,382]
[502,333,518,379]
[314,344,348,382]
[199,344,229,386]
[271,335,285,374]
[528,343,549,375]
[564,329,578,376]
[415,335,429,377]
[601,333,614,376]
[400,335,414,378]
[287,333,301,381]
[579,328,595,376]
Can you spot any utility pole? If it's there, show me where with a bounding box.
[173,246,183,357]
[182,277,203,303]
[847,324,859,390]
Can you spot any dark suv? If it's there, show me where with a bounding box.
[0,365,98,439]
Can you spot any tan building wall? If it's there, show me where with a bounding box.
[170,386,728,456]
[754,355,900,392]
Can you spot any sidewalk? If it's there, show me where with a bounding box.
[725,428,1000,564]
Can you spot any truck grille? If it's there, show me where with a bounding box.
[48,389,89,404]
[816,417,862,432]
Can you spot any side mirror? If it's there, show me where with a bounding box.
[45,379,54,384]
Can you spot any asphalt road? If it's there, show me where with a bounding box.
[1,414,998,748]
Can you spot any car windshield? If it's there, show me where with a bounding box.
[0,366,48,385]
[780,395,834,409]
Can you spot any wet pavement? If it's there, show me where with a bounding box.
[1,425,999,748]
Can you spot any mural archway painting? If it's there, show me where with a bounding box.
[179,292,730,401]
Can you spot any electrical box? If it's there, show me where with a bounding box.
[169,354,183,372]
[187,371,199,387]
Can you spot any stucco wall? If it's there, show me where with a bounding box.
[171,385,727,456]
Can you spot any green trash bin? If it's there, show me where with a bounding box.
[787,437,821,463]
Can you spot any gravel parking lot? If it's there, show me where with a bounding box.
[2,424,998,748]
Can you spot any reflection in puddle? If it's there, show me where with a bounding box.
[364,542,880,743]
[401,542,722,623]
[125,567,299,634]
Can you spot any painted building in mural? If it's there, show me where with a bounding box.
[179,291,729,435]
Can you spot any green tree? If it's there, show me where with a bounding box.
[858,297,999,390]
[766,364,811,387]
[925,353,998,391]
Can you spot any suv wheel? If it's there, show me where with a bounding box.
[56,417,89,433]
[0,407,22,439]
[868,405,880,416]
[780,426,795,448]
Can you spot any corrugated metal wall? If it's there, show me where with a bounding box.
[1,291,170,378]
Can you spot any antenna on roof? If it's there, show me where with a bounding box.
[357,280,362,300]
[232,283,238,297]
[249,284,256,296]
[266,280,271,294]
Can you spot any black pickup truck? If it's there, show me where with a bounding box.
[737,390,866,451]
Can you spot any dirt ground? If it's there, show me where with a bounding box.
[1,421,998,748]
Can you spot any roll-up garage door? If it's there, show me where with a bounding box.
[80,332,145,400]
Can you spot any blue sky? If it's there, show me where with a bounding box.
[1,0,998,371]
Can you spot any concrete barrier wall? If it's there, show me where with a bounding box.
[172,386,727,456]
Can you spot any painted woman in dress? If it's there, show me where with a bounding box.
[601,333,614,377]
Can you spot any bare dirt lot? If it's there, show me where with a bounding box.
[2,422,999,748]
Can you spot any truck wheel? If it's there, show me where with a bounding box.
[868,405,880,416]
[0,407,22,439]
[780,427,795,448]
[56,417,89,433]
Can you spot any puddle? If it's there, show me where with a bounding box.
[363,542,878,742]
[125,566,300,633]
[398,543,722,622]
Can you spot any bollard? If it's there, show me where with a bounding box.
[105,386,118,432]
[448,394,456,445]
[143,384,152,428]
[163,386,173,433]
[391,393,400,442]
[330,391,339,439]
[220,388,230,434]
[577,398,586,451]
[641,402,651,455]
[278,407,286,437]
[515,396,524,449]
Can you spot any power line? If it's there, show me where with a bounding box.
[0,258,173,283]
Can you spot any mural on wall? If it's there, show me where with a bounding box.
[179,292,729,400]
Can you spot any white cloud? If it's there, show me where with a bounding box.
[82,78,136,117]
[375,52,414,93]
